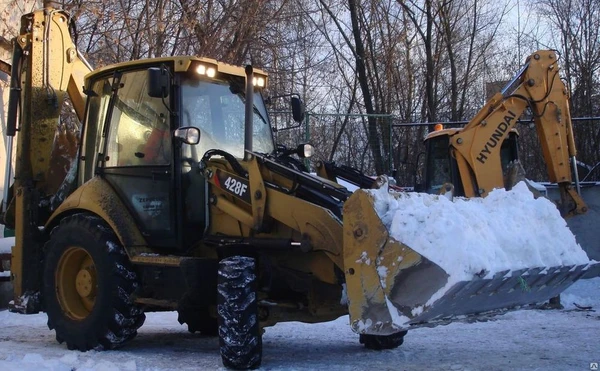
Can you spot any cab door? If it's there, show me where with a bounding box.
[85,67,176,247]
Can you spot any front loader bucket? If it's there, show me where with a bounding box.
[342,187,599,335]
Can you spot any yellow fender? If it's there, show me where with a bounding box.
[45,177,147,250]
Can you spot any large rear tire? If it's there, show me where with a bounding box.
[217,256,262,369]
[42,213,145,350]
[359,331,407,350]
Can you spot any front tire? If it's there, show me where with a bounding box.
[42,213,145,351]
[217,256,262,369]
[359,331,407,350]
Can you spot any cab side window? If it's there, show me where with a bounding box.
[105,70,171,167]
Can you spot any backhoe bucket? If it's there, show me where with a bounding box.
[342,187,599,335]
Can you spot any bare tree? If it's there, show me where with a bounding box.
[536,0,600,177]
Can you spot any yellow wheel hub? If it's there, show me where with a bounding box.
[75,267,96,298]
[56,247,97,320]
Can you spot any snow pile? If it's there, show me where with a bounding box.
[369,181,592,282]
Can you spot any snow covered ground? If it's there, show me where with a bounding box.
[0,277,598,370]
[0,183,597,370]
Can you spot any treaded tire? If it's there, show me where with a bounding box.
[217,256,262,369]
[359,331,407,350]
[42,213,145,351]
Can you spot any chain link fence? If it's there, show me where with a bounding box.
[271,111,600,187]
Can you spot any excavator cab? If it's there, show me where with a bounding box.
[76,59,276,250]
[423,128,519,196]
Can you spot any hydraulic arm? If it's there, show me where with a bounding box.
[448,50,586,216]
[4,5,91,311]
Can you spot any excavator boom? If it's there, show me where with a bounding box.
[3,5,91,310]
[448,50,586,216]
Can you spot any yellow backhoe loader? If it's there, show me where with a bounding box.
[1,5,598,370]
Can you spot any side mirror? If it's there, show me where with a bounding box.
[291,96,305,122]
[174,127,200,145]
[148,67,170,98]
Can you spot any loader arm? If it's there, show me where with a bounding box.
[5,5,91,312]
[449,50,586,217]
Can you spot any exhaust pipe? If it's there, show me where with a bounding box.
[244,65,253,161]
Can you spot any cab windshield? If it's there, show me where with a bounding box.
[180,77,274,158]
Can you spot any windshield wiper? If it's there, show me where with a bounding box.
[252,105,268,125]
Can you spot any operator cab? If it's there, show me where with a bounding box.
[78,57,287,250]
[423,128,519,196]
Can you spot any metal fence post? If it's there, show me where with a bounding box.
[304,111,310,144]
[388,115,393,175]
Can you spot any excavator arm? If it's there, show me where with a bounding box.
[4,4,91,312]
[449,50,586,217]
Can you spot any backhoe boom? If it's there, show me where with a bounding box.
[449,50,586,216]
[4,6,91,311]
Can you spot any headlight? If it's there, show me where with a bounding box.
[303,144,314,158]
[196,64,216,78]
[252,77,265,87]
